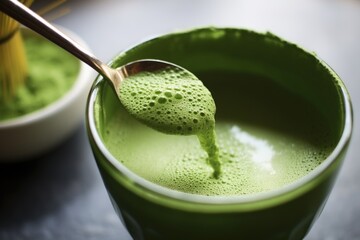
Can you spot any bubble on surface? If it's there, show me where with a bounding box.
[158,97,167,104]
[165,92,172,98]
[174,93,182,99]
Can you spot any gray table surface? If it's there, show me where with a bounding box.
[1,0,360,239]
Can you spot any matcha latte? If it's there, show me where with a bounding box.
[87,28,351,240]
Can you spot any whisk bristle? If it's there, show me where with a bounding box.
[0,0,34,101]
[0,31,28,100]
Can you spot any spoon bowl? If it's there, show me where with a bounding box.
[114,59,184,92]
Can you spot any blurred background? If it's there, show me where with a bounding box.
[1,0,359,239]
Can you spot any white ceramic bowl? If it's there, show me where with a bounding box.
[0,27,95,161]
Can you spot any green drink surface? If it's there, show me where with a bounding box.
[103,71,334,196]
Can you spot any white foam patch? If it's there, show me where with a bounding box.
[230,126,275,174]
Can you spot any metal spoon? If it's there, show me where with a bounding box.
[0,0,176,95]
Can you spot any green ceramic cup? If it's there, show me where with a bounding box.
[86,28,352,240]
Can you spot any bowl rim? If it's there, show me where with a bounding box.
[87,27,353,211]
[0,26,93,129]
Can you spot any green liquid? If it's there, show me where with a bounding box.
[119,66,220,176]
[103,71,334,196]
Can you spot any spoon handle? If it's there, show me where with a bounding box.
[0,0,109,79]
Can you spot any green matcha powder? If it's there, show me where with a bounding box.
[0,32,80,121]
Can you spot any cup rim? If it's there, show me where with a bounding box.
[87,27,353,210]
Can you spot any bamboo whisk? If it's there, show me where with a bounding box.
[0,0,33,100]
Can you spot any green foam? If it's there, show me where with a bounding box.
[102,71,335,196]
[119,65,221,176]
